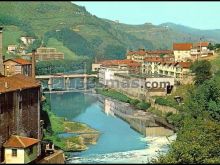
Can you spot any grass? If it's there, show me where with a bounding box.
[43,101,98,151]
[3,25,25,56]
[96,88,151,110]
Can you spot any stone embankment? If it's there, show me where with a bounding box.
[97,95,175,137]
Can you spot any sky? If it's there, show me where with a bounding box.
[73,1,220,30]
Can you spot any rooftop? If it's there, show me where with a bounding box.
[173,43,193,50]
[0,74,40,93]
[4,58,32,65]
[3,135,39,148]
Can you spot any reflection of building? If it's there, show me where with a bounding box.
[3,58,32,77]
[28,47,64,61]
[0,74,41,163]
[104,99,115,116]
[3,136,39,164]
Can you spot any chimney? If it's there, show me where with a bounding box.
[32,49,36,78]
[0,26,3,75]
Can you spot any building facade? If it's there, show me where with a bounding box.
[0,74,41,163]
[29,47,64,61]
[173,43,193,62]
[3,58,32,77]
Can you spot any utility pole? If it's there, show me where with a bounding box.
[0,26,4,75]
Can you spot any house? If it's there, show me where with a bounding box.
[3,135,39,164]
[173,43,193,62]
[28,47,64,61]
[142,56,175,75]
[0,74,41,163]
[3,58,32,77]
[20,36,35,46]
[126,49,147,62]
[7,45,17,54]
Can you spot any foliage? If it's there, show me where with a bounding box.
[36,58,92,75]
[130,99,140,106]
[155,97,176,107]
[190,60,212,85]
[155,117,220,164]
[136,101,151,110]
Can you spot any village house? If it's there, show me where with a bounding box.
[126,49,147,63]
[3,135,39,164]
[7,45,17,54]
[20,36,35,46]
[190,42,214,61]
[173,43,193,62]
[0,74,41,163]
[3,58,32,77]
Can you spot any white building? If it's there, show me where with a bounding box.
[7,45,17,53]
[98,66,129,85]
[3,135,39,164]
[173,43,193,62]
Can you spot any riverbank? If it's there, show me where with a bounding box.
[96,90,175,137]
[42,98,99,152]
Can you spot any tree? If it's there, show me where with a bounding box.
[190,60,212,85]
[207,43,214,50]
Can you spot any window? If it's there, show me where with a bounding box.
[12,149,17,157]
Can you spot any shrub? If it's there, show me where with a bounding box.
[136,101,151,110]
[155,97,173,107]
[130,99,140,106]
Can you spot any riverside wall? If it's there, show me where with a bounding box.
[97,95,174,137]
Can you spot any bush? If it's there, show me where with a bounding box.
[155,97,173,107]
[130,99,140,106]
[136,101,151,110]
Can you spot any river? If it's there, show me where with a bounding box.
[46,91,176,163]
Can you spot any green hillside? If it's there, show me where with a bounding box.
[0,1,220,61]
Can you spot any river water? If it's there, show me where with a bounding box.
[47,91,176,163]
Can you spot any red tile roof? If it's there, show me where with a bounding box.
[3,135,39,148]
[195,42,209,47]
[0,74,40,93]
[146,50,173,55]
[177,62,192,68]
[127,49,147,56]
[173,43,193,50]
[100,59,141,67]
[4,58,31,65]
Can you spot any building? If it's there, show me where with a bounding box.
[173,43,193,62]
[190,42,214,61]
[98,65,129,86]
[142,56,175,75]
[3,58,32,77]
[93,59,141,74]
[20,36,35,46]
[7,45,17,54]
[3,135,39,164]
[0,74,41,163]
[126,49,174,63]
[157,61,192,82]
[28,47,64,61]
[146,50,174,58]
[126,49,147,62]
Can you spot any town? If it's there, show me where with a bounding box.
[0,21,219,163]
[0,1,220,164]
